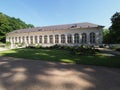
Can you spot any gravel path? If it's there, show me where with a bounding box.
[0,47,9,51]
[0,57,120,90]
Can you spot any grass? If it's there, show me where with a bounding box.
[0,48,120,68]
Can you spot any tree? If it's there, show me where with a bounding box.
[109,12,120,43]
[0,12,34,43]
[103,29,110,44]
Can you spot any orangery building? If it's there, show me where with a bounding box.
[6,22,104,47]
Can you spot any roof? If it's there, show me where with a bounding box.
[8,22,104,34]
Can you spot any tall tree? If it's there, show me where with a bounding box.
[109,12,120,43]
[103,29,110,44]
[0,12,34,43]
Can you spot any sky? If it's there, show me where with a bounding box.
[0,0,120,28]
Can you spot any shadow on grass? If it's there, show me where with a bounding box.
[0,48,120,68]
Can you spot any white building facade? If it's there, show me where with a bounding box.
[6,22,104,47]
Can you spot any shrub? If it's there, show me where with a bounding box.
[6,41,11,48]
[70,45,97,56]
[35,45,42,49]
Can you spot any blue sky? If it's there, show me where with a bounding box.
[0,0,120,28]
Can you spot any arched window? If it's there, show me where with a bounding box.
[22,36,25,43]
[19,37,21,43]
[44,35,47,43]
[82,33,87,44]
[74,33,79,43]
[55,35,59,43]
[35,36,38,44]
[15,37,17,43]
[61,34,65,43]
[26,36,29,44]
[12,37,14,44]
[30,36,33,44]
[39,36,42,43]
[90,32,96,44]
[67,34,72,43]
[49,35,53,43]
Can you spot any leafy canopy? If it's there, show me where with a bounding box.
[103,12,120,44]
[109,12,120,43]
[0,12,34,43]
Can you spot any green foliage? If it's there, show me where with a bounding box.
[0,48,120,68]
[70,45,99,56]
[109,12,120,43]
[35,45,42,49]
[26,44,99,56]
[6,41,11,48]
[103,12,120,44]
[103,29,111,44]
[0,12,34,43]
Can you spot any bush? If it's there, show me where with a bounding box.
[70,45,97,56]
[25,44,99,56]
[6,41,11,48]
[35,45,42,49]
[49,44,71,50]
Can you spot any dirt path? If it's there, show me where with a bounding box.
[98,48,120,56]
[0,57,120,90]
[0,47,9,51]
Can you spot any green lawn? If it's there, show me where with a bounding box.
[0,48,120,68]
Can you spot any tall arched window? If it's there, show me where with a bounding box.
[19,37,21,43]
[61,34,65,43]
[39,36,42,43]
[12,37,14,44]
[30,36,33,44]
[15,37,17,43]
[35,36,38,44]
[90,32,96,44]
[22,36,25,43]
[82,33,87,44]
[26,36,29,44]
[55,35,59,43]
[67,34,72,43]
[44,35,47,43]
[49,35,53,43]
[74,33,79,43]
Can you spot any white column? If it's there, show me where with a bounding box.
[37,35,39,44]
[32,36,35,44]
[6,37,9,42]
[87,33,90,44]
[58,34,61,44]
[72,34,74,44]
[79,33,82,44]
[96,32,99,44]
[47,35,49,44]
[42,35,44,44]
[53,35,55,44]
[65,34,68,44]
